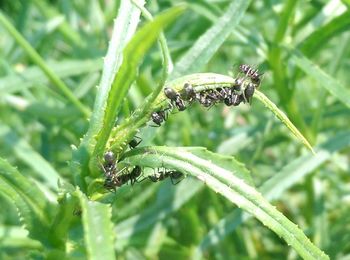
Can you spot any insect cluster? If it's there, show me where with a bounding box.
[100,65,262,192]
[150,64,262,126]
[101,143,184,191]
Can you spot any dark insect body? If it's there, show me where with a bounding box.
[104,165,143,191]
[239,64,262,84]
[101,151,143,190]
[147,169,184,185]
[151,110,168,126]
[164,87,186,111]
[243,82,256,103]
[181,83,196,102]
[129,136,142,149]
[102,151,117,175]
[198,92,216,108]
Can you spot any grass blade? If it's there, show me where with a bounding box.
[0,125,61,190]
[170,0,251,79]
[0,12,90,117]
[290,49,350,108]
[254,90,315,153]
[0,59,102,94]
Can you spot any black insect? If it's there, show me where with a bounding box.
[104,165,143,191]
[102,151,117,174]
[197,91,218,108]
[129,136,142,149]
[243,82,257,103]
[239,64,262,84]
[151,110,168,127]
[224,92,243,106]
[147,169,184,185]
[181,83,196,102]
[232,78,244,91]
[164,87,186,111]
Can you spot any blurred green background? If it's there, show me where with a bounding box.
[0,0,349,259]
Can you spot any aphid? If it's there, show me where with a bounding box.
[181,83,196,102]
[147,169,184,185]
[243,82,256,104]
[129,136,142,149]
[197,92,216,108]
[164,87,186,111]
[239,64,262,84]
[151,110,168,126]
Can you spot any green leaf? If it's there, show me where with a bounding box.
[0,158,52,244]
[93,5,186,162]
[254,90,315,153]
[0,59,102,94]
[82,0,145,150]
[182,147,254,186]
[0,12,90,117]
[115,147,254,242]
[0,225,43,250]
[124,146,329,260]
[77,190,115,260]
[170,0,251,79]
[115,179,203,242]
[0,125,61,190]
[196,131,350,256]
[300,11,350,55]
[290,49,350,108]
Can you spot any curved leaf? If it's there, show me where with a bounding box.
[0,158,52,244]
[254,90,315,153]
[196,131,350,256]
[124,146,329,260]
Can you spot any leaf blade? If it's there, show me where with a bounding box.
[77,191,116,260]
[254,90,315,153]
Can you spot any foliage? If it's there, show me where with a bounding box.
[1,0,349,259]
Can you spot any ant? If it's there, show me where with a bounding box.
[146,168,184,185]
[104,165,143,191]
[101,151,143,191]
[239,64,262,84]
[164,87,186,111]
[102,151,117,175]
[181,83,196,102]
[151,109,169,127]
[129,136,142,149]
[224,92,243,106]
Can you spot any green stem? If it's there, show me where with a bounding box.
[267,0,313,142]
[128,0,172,123]
[0,12,90,117]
